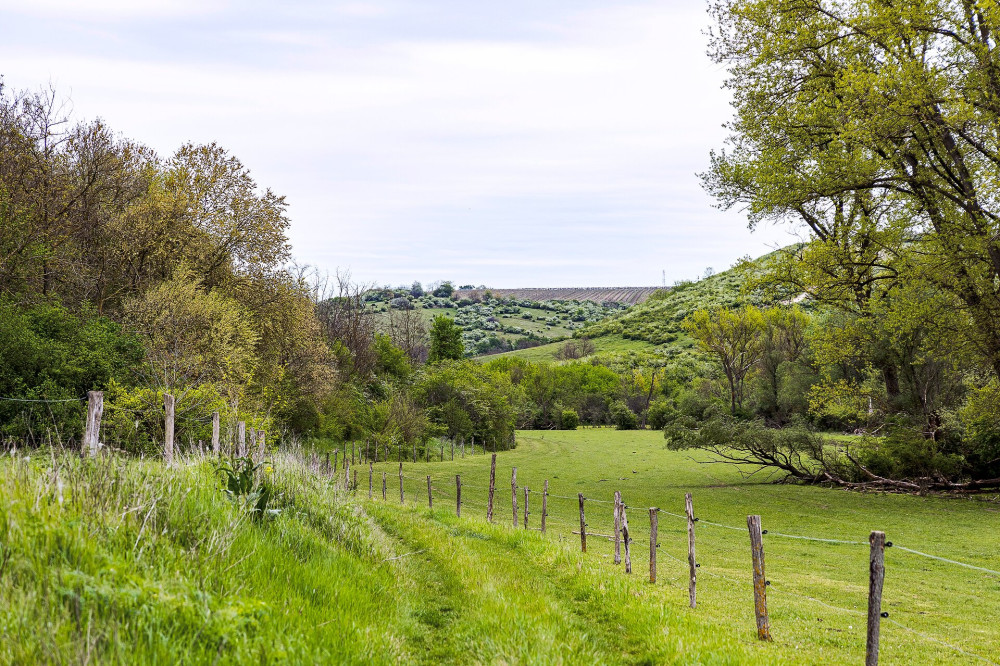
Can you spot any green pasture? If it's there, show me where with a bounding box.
[370,429,1000,665]
[488,333,655,363]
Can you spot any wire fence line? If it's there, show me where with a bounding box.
[357,458,999,663]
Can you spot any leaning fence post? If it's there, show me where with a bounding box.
[382,472,387,500]
[622,502,631,573]
[427,475,433,508]
[236,421,245,457]
[578,493,587,553]
[747,515,772,641]
[614,490,622,565]
[399,462,404,503]
[488,453,496,522]
[211,411,220,455]
[164,393,175,463]
[541,480,548,533]
[456,475,462,517]
[649,508,659,583]
[511,468,518,527]
[83,390,103,457]
[686,492,697,608]
[866,531,887,666]
[524,487,529,528]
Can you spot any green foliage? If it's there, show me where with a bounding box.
[559,409,579,430]
[216,456,280,521]
[609,400,638,430]
[372,333,412,382]
[428,315,464,363]
[853,428,964,482]
[646,398,676,430]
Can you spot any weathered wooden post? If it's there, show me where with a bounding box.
[686,492,697,608]
[427,475,433,508]
[353,468,357,491]
[334,449,339,474]
[257,431,266,460]
[164,393,175,463]
[578,493,587,553]
[83,390,103,457]
[461,438,465,458]
[382,472,387,500]
[621,502,631,573]
[614,490,622,565]
[399,462,404,503]
[237,421,245,457]
[511,468,518,527]
[866,531,887,666]
[488,453,497,522]
[456,475,462,517]
[248,427,256,457]
[649,508,659,583]
[451,438,455,461]
[369,463,373,499]
[524,488,529,528]
[352,440,356,465]
[211,411,220,455]
[345,459,350,490]
[325,452,331,475]
[440,442,444,461]
[471,435,475,455]
[541,480,548,533]
[747,515,772,641]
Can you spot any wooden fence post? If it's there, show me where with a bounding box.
[440,442,444,461]
[83,390,103,457]
[649,508,658,583]
[399,463,404,503]
[622,502,631,573]
[413,440,417,463]
[511,468,518,527]
[578,493,587,553]
[352,440,356,465]
[471,435,475,455]
[345,459,350,490]
[353,468,357,492]
[451,438,455,461]
[456,475,461,517]
[524,488,529,528]
[747,515,772,641]
[164,393,175,463]
[488,454,496,522]
[369,463,373,499]
[614,490,622,565]
[334,449,339,474]
[325,452,331,475]
[686,492,697,608]
[541,480,548,533]
[211,411,220,455]
[382,472,387,500]
[427,475,433,508]
[462,438,465,458]
[866,531,887,666]
[257,431,266,460]
[237,420,245,457]
[248,428,256,456]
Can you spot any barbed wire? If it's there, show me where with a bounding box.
[892,545,1000,577]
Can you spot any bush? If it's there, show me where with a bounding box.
[609,400,638,430]
[646,398,676,430]
[560,409,579,430]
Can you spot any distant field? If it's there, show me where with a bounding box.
[455,286,663,305]
[483,333,655,362]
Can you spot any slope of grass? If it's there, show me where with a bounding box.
[372,429,1000,665]
[0,446,755,664]
[486,333,656,363]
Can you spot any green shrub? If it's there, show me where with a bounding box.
[560,409,579,430]
[646,398,676,430]
[609,400,638,430]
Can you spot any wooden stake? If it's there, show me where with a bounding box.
[412,440,416,462]
[747,515,771,641]
[456,475,461,517]
[541,480,548,533]
[488,453,496,522]
[334,449,339,474]
[451,438,455,461]
[649,508,658,583]
[237,420,245,457]
[369,463,373,499]
[578,493,587,553]
[325,452,331,475]
[211,411,220,455]
[866,531,887,666]
[345,459,350,490]
[257,431,266,460]
[686,492,697,608]
[471,435,475,455]
[622,503,631,573]
[399,462,404,503]
[427,475,433,508]
[440,442,444,461]
[83,390,103,457]
[613,490,622,565]
[164,393,175,463]
[353,468,357,491]
[382,472,387,500]
[511,467,518,527]
[524,487,529,528]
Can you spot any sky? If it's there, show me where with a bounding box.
[0,0,795,288]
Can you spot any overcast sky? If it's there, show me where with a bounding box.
[0,0,793,288]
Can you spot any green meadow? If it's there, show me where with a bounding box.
[2,429,998,664]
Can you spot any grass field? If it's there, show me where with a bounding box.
[371,429,1000,665]
[486,333,656,363]
[3,430,998,664]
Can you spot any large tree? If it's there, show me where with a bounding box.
[703,0,1000,380]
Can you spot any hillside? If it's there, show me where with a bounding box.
[454,287,662,305]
